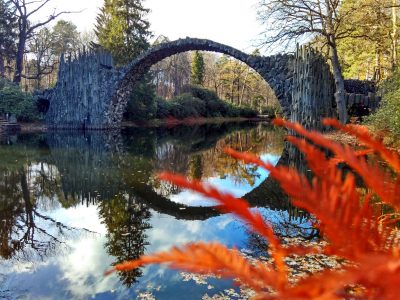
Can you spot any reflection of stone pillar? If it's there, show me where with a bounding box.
[45,131,124,205]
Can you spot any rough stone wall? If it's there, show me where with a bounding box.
[45,50,124,129]
[290,46,336,130]
[45,37,336,130]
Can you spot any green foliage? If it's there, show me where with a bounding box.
[123,76,157,121]
[337,0,393,80]
[0,78,39,121]
[155,85,258,119]
[367,68,400,142]
[52,20,80,56]
[190,85,219,102]
[0,0,17,75]
[96,0,155,121]
[261,105,283,117]
[191,51,205,85]
[95,0,151,65]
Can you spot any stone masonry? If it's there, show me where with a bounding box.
[43,38,336,130]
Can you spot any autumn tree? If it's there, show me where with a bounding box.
[0,0,17,78]
[191,51,205,86]
[257,0,364,123]
[337,0,397,81]
[9,0,75,84]
[204,54,277,111]
[151,36,191,98]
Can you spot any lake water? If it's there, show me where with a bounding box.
[0,121,312,299]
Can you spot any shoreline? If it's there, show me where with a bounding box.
[121,116,272,128]
[17,116,273,134]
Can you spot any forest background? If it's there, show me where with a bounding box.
[0,0,400,140]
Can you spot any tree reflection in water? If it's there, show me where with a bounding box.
[99,193,151,287]
[0,122,306,288]
[0,163,95,262]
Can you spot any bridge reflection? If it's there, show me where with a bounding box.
[0,122,313,286]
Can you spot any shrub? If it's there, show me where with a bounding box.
[0,78,40,121]
[262,105,283,117]
[368,68,400,143]
[205,99,228,117]
[189,85,219,102]
[237,106,258,118]
[155,97,173,119]
[123,76,157,121]
[171,93,206,117]
[106,118,400,299]
[155,86,258,119]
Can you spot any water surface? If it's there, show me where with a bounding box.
[0,122,311,299]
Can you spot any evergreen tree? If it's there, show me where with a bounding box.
[95,0,155,121]
[0,0,17,78]
[52,20,80,57]
[191,51,205,85]
[95,0,151,65]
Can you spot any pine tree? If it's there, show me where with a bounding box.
[0,0,17,78]
[95,0,155,121]
[95,0,152,65]
[191,51,205,86]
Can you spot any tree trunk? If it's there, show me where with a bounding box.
[375,42,382,81]
[392,0,398,69]
[0,56,5,78]
[36,59,41,90]
[330,44,348,124]
[13,24,27,84]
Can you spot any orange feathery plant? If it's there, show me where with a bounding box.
[105,118,400,299]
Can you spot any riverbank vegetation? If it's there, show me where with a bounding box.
[1,0,279,123]
[0,78,39,121]
[1,0,400,127]
[367,69,400,145]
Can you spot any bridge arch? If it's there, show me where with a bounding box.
[45,38,336,130]
[106,38,294,127]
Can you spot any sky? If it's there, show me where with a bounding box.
[32,0,264,53]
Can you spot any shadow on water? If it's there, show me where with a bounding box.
[0,121,316,290]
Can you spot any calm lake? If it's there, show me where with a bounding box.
[0,121,312,299]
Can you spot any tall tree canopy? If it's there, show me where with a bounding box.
[52,20,80,56]
[95,0,152,65]
[96,0,155,121]
[0,0,17,78]
[191,51,205,86]
[257,0,366,123]
[337,0,396,81]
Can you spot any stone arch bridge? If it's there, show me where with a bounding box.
[44,38,336,130]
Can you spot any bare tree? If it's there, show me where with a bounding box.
[25,27,57,89]
[10,0,76,83]
[257,0,363,123]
